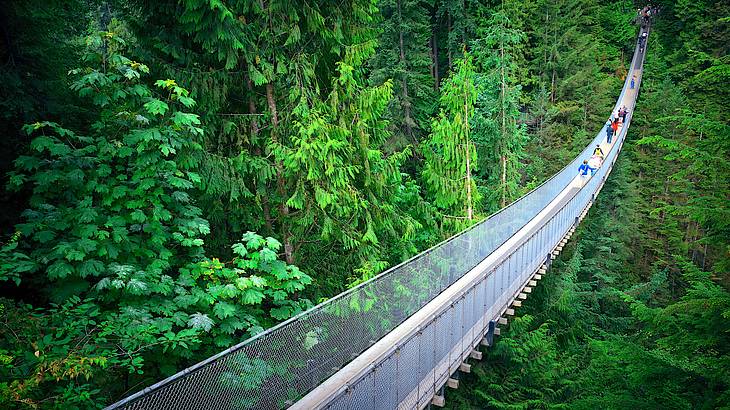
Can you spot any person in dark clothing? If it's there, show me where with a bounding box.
[593,145,605,158]
[619,106,628,123]
[606,121,614,143]
[631,75,636,89]
[639,32,648,52]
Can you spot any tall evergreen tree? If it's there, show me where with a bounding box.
[472,8,527,210]
[436,0,480,70]
[370,0,435,150]
[423,51,479,222]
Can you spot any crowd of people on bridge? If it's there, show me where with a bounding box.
[578,105,630,179]
[637,4,659,52]
[576,5,653,181]
[638,4,659,28]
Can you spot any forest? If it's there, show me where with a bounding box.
[0,0,727,408]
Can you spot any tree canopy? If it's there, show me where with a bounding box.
[0,0,727,408]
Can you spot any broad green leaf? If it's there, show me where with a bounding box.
[241,288,265,305]
[143,99,169,115]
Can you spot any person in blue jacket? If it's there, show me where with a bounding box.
[578,160,595,176]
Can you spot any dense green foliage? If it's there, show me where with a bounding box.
[0,0,726,408]
[423,51,479,223]
[445,1,730,408]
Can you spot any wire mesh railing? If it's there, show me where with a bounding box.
[107,26,648,410]
[320,81,638,408]
[307,26,648,409]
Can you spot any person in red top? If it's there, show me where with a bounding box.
[611,118,619,137]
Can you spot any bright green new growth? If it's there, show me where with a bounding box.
[423,51,480,223]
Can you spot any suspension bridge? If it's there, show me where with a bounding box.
[107,25,650,410]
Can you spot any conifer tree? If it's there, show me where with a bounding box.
[436,0,480,70]
[423,51,479,222]
[472,9,527,210]
[129,0,432,283]
[370,0,435,149]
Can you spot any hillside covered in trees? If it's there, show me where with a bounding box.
[0,0,727,408]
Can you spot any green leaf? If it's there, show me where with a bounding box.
[188,313,214,332]
[259,247,277,262]
[270,305,293,320]
[232,242,248,257]
[241,288,265,305]
[172,112,200,127]
[143,99,169,115]
[265,237,281,251]
[48,261,74,279]
[270,261,288,280]
[248,275,267,288]
[213,301,237,319]
[178,96,196,108]
[78,260,105,278]
[130,210,146,223]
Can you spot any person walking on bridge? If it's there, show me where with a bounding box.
[639,32,648,52]
[578,160,595,180]
[606,121,614,143]
[619,106,628,124]
[593,145,605,159]
[611,118,620,141]
[631,75,636,89]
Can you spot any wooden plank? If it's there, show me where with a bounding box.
[512,300,522,307]
[505,308,515,316]
[494,327,501,336]
[498,317,508,325]
[534,274,542,280]
[518,293,528,300]
[529,280,537,287]
[459,363,471,373]
[447,378,459,389]
[480,337,490,347]
[432,395,446,407]
[523,286,532,294]
[470,350,483,360]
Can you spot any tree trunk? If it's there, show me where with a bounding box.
[432,28,439,90]
[551,68,556,103]
[461,0,466,48]
[397,0,414,140]
[465,143,473,220]
[550,26,557,103]
[247,75,274,235]
[542,4,550,73]
[429,37,434,79]
[464,76,473,221]
[447,12,453,70]
[266,82,294,265]
[500,38,508,208]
